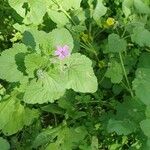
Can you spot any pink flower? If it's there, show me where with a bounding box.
[55,45,70,60]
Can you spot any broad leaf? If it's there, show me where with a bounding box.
[133,68,150,105]
[105,60,123,83]
[108,34,127,53]
[63,53,98,93]
[0,98,15,129]
[122,0,133,17]
[49,28,74,53]
[0,97,39,135]
[33,126,61,148]
[48,0,82,11]
[93,0,107,26]
[24,71,65,104]
[0,44,27,82]
[22,28,50,53]
[47,10,69,26]
[140,119,150,137]
[107,119,135,135]
[0,137,10,150]
[131,26,150,47]
[134,0,150,14]
[25,53,48,78]
[138,52,150,68]
[8,0,49,25]
[2,104,39,135]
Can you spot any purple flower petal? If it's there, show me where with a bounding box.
[54,45,70,60]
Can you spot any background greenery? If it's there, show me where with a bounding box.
[0,0,150,149]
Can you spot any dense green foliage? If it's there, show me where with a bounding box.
[0,0,150,149]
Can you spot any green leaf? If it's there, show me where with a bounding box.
[145,105,150,118]
[134,0,150,14]
[41,104,64,114]
[63,53,98,93]
[131,26,150,47]
[25,53,48,78]
[47,10,69,26]
[105,60,123,83]
[91,136,99,150]
[45,143,60,150]
[3,104,39,135]
[115,98,145,123]
[24,71,65,104]
[107,119,135,135]
[140,119,150,137]
[47,0,82,25]
[59,126,87,150]
[61,0,82,10]
[8,0,48,25]
[122,0,133,18]
[0,137,10,150]
[108,34,127,53]
[133,68,150,105]
[0,98,16,129]
[0,44,27,82]
[93,0,107,26]
[22,28,50,53]
[49,0,82,11]
[138,52,150,68]
[23,28,74,55]
[49,28,74,53]
[33,126,61,148]
[0,96,39,135]
[8,0,27,17]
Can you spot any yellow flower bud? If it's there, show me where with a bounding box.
[106,17,115,26]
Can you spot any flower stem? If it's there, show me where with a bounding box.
[119,52,134,97]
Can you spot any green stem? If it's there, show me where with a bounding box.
[60,7,76,25]
[53,0,76,25]
[99,74,105,84]
[119,52,134,97]
[121,81,130,92]
[80,42,99,62]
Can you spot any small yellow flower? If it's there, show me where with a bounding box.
[106,17,115,26]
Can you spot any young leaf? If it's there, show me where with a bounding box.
[108,34,127,53]
[105,60,123,83]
